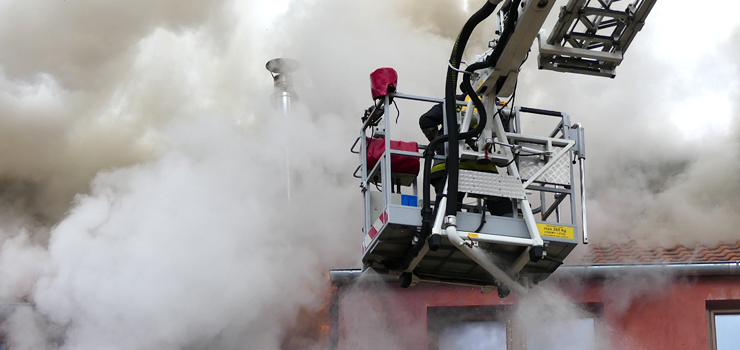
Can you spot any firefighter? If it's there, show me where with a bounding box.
[419,98,513,216]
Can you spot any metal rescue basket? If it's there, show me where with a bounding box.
[346,0,656,297]
[352,89,587,296]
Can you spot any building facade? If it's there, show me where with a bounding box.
[329,242,740,350]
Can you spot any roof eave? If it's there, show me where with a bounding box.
[330,262,740,285]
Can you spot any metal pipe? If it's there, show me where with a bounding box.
[510,247,532,276]
[489,100,543,247]
[504,133,575,147]
[557,262,740,279]
[518,106,564,117]
[458,231,535,246]
[266,58,300,114]
[579,158,588,244]
[390,92,466,105]
[445,222,528,295]
[266,58,300,209]
[330,261,740,286]
[542,193,567,220]
[383,94,393,216]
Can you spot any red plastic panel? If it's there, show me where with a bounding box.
[366,138,419,175]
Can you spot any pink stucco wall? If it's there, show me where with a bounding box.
[334,275,740,349]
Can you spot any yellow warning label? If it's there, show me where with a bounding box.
[537,223,575,240]
[468,233,479,238]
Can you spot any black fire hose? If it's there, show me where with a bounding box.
[459,61,489,140]
[443,0,497,218]
[395,0,523,274]
[395,134,448,268]
[398,1,497,267]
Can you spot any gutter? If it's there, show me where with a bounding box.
[330,262,740,286]
[556,261,740,279]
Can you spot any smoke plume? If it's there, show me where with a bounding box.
[514,1,740,246]
[0,0,737,348]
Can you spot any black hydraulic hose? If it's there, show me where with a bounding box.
[444,0,497,217]
[487,0,521,68]
[420,135,448,235]
[398,135,447,266]
[458,61,489,141]
[397,1,498,269]
[457,0,520,144]
[399,55,486,265]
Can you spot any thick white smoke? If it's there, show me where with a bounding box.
[0,0,737,348]
[515,1,740,246]
[0,0,463,348]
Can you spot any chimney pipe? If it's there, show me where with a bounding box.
[266,58,300,113]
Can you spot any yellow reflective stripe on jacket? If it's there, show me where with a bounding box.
[431,161,497,173]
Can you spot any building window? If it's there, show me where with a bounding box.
[439,320,507,350]
[428,304,601,350]
[524,317,595,350]
[428,306,513,350]
[708,301,740,350]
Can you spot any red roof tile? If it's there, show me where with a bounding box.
[580,241,740,264]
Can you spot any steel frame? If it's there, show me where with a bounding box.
[355,91,586,293]
[537,0,657,77]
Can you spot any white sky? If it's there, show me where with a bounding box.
[647,0,740,138]
[254,0,740,139]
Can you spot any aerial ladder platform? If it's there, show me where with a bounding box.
[352,0,655,297]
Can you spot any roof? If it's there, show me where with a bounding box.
[580,241,740,264]
[330,241,740,285]
[330,242,740,286]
